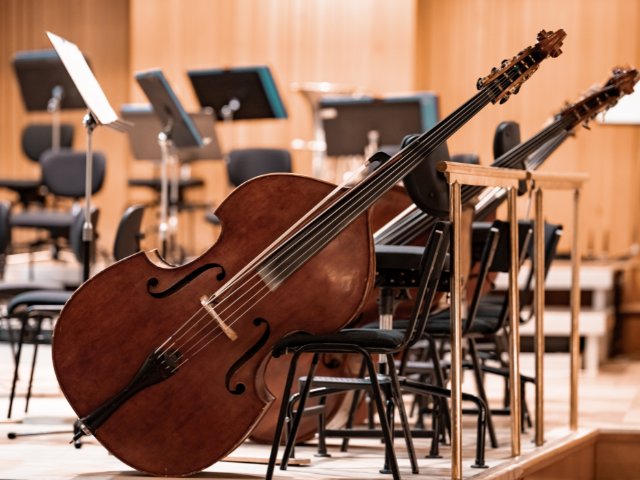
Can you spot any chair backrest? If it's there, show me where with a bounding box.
[466,220,533,334]
[0,201,12,255]
[226,148,292,187]
[40,148,106,198]
[493,121,521,160]
[22,123,74,162]
[69,205,100,264]
[113,205,145,261]
[519,222,563,314]
[401,135,479,219]
[406,221,451,346]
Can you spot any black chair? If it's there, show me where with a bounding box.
[266,221,450,480]
[408,221,533,445]
[4,205,144,418]
[10,148,106,267]
[0,200,12,279]
[205,148,292,225]
[0,123,74,208]
[470,221,563,420]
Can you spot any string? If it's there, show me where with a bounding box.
[376,116,575,245]
[158,57,562,368]
[156,67,530,366]
[154,162,372,355]
[181,74,620,362]
[161,51,611,369]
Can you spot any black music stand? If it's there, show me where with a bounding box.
[47,31,130,282]
[188,66,287,122]
[5,31,131,445]
[134,70,205,261]
[12,49,88,149]
[121,104,222,162]
[320,93,439,157]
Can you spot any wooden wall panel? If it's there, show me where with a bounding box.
[416,0,640,257]
[0,0,130,250]
[128,0,417,254]
[3,0,639,263]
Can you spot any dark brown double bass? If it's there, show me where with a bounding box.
[248,184,412,444]
[52,30,564,476]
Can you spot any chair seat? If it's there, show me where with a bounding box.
[0,281,67,298]
[274,328,406,354]
[426,309,500,336]
[128,177,205,190]
[8,290,72,315]
[375,245,424,270]
[0,179,40,190]
[11,210,74,230]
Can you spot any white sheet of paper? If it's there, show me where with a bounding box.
[47,31,119,126]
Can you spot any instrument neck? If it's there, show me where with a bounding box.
[256,86,497,286]
[374,116,573,246]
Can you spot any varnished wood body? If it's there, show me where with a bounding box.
[52,173,374,476]
[249,185,412,444]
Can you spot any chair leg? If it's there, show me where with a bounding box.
[386,353,419,474]
[24,319,43,414]
[266,351,306,480]
[401,378,489,468]
[280,353,320,470]
[428,337,451,441]
[340,357,367,452]
[468,338,499,448]
[427,398,442,458]
[7,319,28,419]
[315,395,329,457]
[363,354,400,480]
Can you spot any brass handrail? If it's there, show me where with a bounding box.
[437,161,587,479]
[528,170,587,438]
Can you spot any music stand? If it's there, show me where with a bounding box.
[47,31,131,282]
[121,104,222,162]
[188,66,287,121]
[134,70,205,260]
[320,93,439,157]
[12,49,88,150]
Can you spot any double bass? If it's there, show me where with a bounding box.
[248,184,413,444]
[52,30,564,476]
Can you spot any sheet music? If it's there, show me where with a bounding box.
[47,31,123,128]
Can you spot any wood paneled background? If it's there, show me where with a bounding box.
[416,0,640,257]
[0,0,130,250]
[1,0,639,261]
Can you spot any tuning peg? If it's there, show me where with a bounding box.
[501,59,510,68]
[550,48,563,58]
[476,78,484,89]
[511,85,521,95]
[499,93,511,104]
[582,120,591,130]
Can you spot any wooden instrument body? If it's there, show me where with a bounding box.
[53,173,374,476]
[249,184,413,443]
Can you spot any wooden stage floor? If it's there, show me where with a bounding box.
[1,256,640,479]
[3,346,640,479]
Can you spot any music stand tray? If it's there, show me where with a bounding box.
[121,104,222,162]
[135,70,204,149]
[187,66,287,121]
[319,93,439,157]
[47,32,130,131]
[47,31,131,282]
[13,49,88,112]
